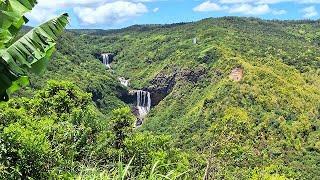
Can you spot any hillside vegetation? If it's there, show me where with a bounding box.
[2,17,320,179]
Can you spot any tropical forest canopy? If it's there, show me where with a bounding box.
[1,13,320,179]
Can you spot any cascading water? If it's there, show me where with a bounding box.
[193,37,197,44]
[136,90,151,117]
[118,77,130,87]
[102,53,111,68]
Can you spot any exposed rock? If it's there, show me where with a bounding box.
[93,53,101,59]
[146,72,176,106]
[146,66,208,106]
[118,66,208,111]
[176,67,207,83]
[117,90,136,105]
[134,118,144,128]
[146,59,154,64]
[229,67,243,82]
[131,106,140,117]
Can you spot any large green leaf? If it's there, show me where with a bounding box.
[0,13,69,101]
[0,0,36,48]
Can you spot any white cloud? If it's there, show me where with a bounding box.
[153,7,159,12]
[193,1,284,15]
[229,4,270,15]
[193,1,227,12]
[74,1,148,25]
[302,6,318,18]
[25,6,58,24]
[26,0,160,26]
[193,0,320,16]
[272,9,287,15]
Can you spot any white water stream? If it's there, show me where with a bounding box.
[136,90,151,117]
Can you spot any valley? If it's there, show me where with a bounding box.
[1,16,320,179]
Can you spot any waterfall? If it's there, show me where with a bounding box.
[193,37,197,44]
[118,77,130,87]
[102,53,111,68]
[136,90,151,117]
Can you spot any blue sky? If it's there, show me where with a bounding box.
[26,0,320,29]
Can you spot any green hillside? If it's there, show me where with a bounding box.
[2,17,320,179]
[90,17,320,179]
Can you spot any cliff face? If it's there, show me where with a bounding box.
[147,71,176,106]
[117,66,209,108]
[147,67,208,105]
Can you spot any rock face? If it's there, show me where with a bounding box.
[176,68,207,83]
[117,90,136,105]
[147,66,208,106]
[117,66,208,110]
[116,66,210,127]
[134,118,144,127]
[147,72,176,106]
[229,67,243,82]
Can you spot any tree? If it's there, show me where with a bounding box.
[110,108,135,149]
[0,0,69,101]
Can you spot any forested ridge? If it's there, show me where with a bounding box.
[1,17,320,179]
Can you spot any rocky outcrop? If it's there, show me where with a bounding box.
[134,118,144,127]
[229,67,243,82]
[117,90,136,105]
[117,66,208,109]
[146,66,208,106]
[146,72,176,106]
[176,67,207,83]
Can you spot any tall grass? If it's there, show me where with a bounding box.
[75,158,188,180]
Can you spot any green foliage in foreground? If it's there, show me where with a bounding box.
[0,0,68,101]
[0,81,192,179]
[75,159,188,180]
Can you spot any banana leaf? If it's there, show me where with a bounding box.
[0,13,69,101]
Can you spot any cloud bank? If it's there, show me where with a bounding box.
[302,6,318,17]
[193,0,318,18]
[74,1,148,25]
[25,0,319,27]
[26,0,158,26]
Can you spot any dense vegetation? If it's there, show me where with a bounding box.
[1,81,189,179]
[1,16,320,179]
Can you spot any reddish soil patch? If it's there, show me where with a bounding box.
[229,68,243,82]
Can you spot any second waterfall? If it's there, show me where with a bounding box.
[136,90,151,117]
[102,53,111,68]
